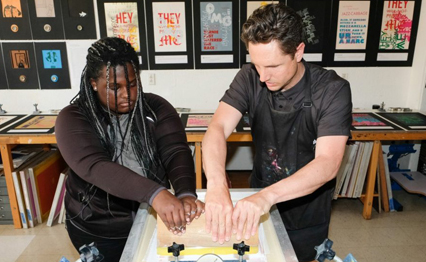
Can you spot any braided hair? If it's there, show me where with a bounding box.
[71,37,162,182]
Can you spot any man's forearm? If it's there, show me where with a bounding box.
[202,124,229,186]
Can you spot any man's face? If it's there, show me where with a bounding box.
[249,40,305,92]
[91,63,138,114]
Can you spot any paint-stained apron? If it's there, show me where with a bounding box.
[249,67,335,261]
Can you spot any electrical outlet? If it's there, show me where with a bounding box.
[149,73,156,85]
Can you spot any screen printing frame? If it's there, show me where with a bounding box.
[121,189,298,262]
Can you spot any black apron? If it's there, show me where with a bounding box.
[250,67,335,261]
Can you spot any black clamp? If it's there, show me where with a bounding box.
[233,241,250,261]
[168,242,184,261]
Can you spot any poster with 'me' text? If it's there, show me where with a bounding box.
[152,2,187,52]
[335,1,370,50]
[379,1,415,50]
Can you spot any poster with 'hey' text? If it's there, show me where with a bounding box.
[201,2,233,52]
[152,2,187,52]
[335,1,370,50]
[379,1,415,50]
[104,2,140,52]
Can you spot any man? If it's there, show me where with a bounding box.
[202,3,352,261]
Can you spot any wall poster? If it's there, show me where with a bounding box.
[379,1,415,50]
[152,2,187,53]
[194,0,239,69]
[146,0,193,69]
[97,0,148,70]
[287,0,331,65]
[0,0,32,39]
[104,2,141,52]
[28,0,65,39]
[35,42,70,89]
[335,1,370,50]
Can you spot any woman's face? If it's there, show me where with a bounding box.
[91,63,138,114]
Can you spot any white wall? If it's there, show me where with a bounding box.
[1,1,426,113]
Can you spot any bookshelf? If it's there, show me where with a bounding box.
[2,130,426,228]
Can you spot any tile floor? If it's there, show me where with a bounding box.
[1,187,426,261]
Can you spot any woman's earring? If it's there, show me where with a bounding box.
[93,87,98,91]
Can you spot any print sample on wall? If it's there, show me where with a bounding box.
[336,1,370,50]
[379,1,415,50]
[200,2,233,52]
[104,2,141,52]
[152,2,187,53]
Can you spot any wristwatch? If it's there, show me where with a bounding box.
[196,253,224,262]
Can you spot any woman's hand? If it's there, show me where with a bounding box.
[180,196,205,225]
[152,190,186,235]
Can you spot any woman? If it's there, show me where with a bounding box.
[55,37,203,261]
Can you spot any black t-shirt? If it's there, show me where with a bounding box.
[221,61,352,138]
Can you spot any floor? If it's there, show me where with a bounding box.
[1,173,426,262]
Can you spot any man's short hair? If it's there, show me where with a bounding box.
[241,3,303,57]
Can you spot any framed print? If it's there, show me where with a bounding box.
[0,114,26,130]
[0,44,8,89]
[376,112,426,130]
[328,0,377,67]
[287,0,332,66]
[193,0,239,69]
[0,0,32,39]
[2,42,39,89]
[61,0,96,39]
[34,42,71,89]
[239,1,280,66]
[27,0,65,39]
[372,0,421,66]
[351,112,402,130]
[97,0,148,70]
[0,114,57,134]
[146,0,193,69]
[180,113,214,131]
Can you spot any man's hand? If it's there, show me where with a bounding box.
[152,190,186,235]
[180,196,205,225]
[232,191,273,240]
[204,183,233,244]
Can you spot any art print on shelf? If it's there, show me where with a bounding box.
[146,0,193,69]
[379,1,415,50]
[0,114,57,134]
[194,0,239,69]
[335,1,370,50]
[376,112,426,130]
[2,0,22,18]
[351,112,402,130]
[0,114,26,130]
[104,2,141,52]
[180,113,214,131]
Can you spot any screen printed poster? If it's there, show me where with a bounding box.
[2,0,22,17]
[187,114,212,127]
[152,2,187,52]
[379,1,415,50]
[201,2,232,52]
[335,1,370,50]
[104,2,141,52]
